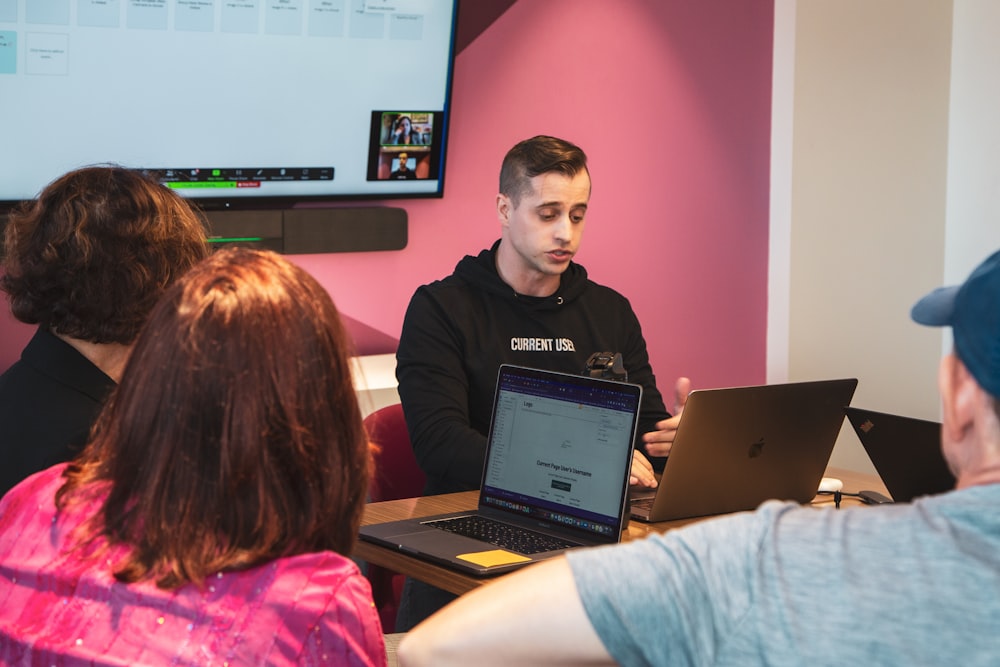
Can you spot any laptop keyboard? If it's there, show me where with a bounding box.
[630,497,654,511]
[424,515,576,555]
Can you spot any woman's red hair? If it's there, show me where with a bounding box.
[58,248,370,589]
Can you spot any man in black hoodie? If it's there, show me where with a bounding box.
[393,135,689,629]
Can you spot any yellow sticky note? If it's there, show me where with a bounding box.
[456,550,532,567]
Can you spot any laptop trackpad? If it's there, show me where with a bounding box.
[364,520,487,552]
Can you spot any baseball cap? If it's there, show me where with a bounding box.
[911,249,1000,397]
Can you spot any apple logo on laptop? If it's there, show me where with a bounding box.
[748,437,765,459]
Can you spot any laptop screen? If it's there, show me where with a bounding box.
[479,365,642,540]
[845,407,955,502]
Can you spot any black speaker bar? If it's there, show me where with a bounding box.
[203,207,408,254]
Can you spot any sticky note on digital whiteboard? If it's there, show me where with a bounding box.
[456,550,531,567]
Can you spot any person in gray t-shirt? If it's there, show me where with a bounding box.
[397,249,1000,667]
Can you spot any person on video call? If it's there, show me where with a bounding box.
[391,115,422,145]
[397,248,1000,666]
[393,134,691,630]
[0,248,387,665]
[390,152,416,180]
[0,166,209,498]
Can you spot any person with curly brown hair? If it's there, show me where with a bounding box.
[0,165,209,497]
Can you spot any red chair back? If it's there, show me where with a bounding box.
[365,403,425,502]
[363,403,425,631]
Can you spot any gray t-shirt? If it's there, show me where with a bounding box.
[567,486,1000,666]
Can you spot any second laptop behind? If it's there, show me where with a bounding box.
[631,378,858,522]
[844,406,955,502]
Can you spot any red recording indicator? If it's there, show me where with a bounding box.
[236,181,261,188]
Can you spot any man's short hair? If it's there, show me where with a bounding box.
[499,135,589,207]
[0,165,209,344]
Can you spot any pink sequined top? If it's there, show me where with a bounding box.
[0,465,387,666]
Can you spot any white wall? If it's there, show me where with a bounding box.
[773,0,957,474]
[945,2,1000,294]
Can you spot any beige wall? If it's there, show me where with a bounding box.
[944,2,1000,289]
[774,1,954,473]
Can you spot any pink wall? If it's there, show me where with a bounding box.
[294,0,773,391]
[2,0,773,393]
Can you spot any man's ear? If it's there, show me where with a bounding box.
[940,353,979,443]
[497,194,511,226]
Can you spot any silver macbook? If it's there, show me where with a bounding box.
[845,406,955,502]
[630,378,858,522]
[358,364,642,576]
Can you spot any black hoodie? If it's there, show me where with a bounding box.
[396,240,670,495]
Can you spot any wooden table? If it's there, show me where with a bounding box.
[354,466,887,596]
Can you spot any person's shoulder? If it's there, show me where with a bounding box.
[412,250,494,294]
[403,274,483,332]
[196,553,384,665]
[265,551,376,610]
[582,277,627,296]
[419,270,464,290]
[0,348,49,398]
[14,330,112,391]
[6,463,67,495]
[407,270,465,305]
[221,550,366,609]
[291,554,387,664]
[558,261,623,302]
[573,275,634,310]
[0,464,68,526]
[0,357,28,391]
[277,550,363,580]
[567,263,621,295]
[915,483,1000,525]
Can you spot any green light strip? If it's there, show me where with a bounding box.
[207,237,265,243]
[166,182,238,189]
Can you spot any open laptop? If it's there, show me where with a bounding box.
[845,406,955,502]
[358,364,642,576]
[630,378,858,522]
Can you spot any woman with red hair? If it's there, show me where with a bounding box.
[0,248,385,665]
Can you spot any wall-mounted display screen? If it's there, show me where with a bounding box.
[0,0,458,211]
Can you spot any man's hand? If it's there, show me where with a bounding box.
[629,449,657,488]
[641,376,691,458]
